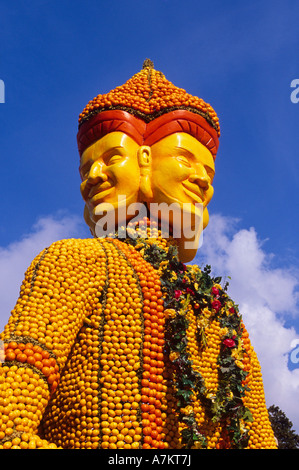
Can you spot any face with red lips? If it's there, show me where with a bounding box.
[149,132,215,230]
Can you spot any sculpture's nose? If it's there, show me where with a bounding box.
[188,171,209,190]
[80,161,109,201]
[87,161,108,184]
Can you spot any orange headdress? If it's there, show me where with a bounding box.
[77,60,220,158]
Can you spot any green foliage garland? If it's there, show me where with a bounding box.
[121,233,253,448]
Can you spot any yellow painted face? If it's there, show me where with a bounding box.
[80,132,140,230]
[79,130,215,261]
[149,132,215,262]
[150,132,215,229]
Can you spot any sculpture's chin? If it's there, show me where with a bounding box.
[203,207,209,230]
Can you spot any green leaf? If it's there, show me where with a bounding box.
[243,408,254,423]
[196,327,207,349]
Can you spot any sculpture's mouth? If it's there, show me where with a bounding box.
[87,182,114,206]
[181,182,204,203]
[89,181,112,197]
[89,190,115,208]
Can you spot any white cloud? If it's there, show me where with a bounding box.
[195,213,299,432]
[0,212,87,332]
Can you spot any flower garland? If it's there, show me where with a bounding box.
[119,222,253,449]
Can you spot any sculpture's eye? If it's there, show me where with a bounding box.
[80,162,92,180]
[176,156,191,167]
[106,154,124,166]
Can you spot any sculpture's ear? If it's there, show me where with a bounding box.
[138,146,151,168]
[138,146,153,201]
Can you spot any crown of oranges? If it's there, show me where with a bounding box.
[78,59,220,137]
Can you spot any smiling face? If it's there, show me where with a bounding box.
[149,132,215,262]
[79,129,216,261]
[80,132,140,232]
[150,132,215,227]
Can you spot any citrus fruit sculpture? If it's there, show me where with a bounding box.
[0,60,277,449]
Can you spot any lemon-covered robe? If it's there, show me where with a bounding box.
[0,236,277,449]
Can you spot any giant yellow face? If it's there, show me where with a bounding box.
[149,132,215,261]
[79,129,216,261]
[80,132,140,234]
[150,132,215,225]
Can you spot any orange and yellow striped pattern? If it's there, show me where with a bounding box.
[0,236,276,449]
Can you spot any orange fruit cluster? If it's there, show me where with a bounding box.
[185,307,222,448]
[241,326,277,449]
[113,239,167,449]
[4,341,59,394]
[78,60,220,136]
[41,240,147,449]
[0,234,276,449]
[0,364,57,448]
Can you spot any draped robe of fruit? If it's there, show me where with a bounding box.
[0,61,277,449]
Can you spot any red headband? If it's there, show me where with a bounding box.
[77,109,219,158]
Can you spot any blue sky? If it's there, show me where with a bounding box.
[1,0,299,433]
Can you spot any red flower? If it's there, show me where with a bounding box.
[186,287,195,295]
[211,286,219,296]
[229,307,235,314]
[223,337,236,348]
[211,299,222,312]
[174,290,182,299]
